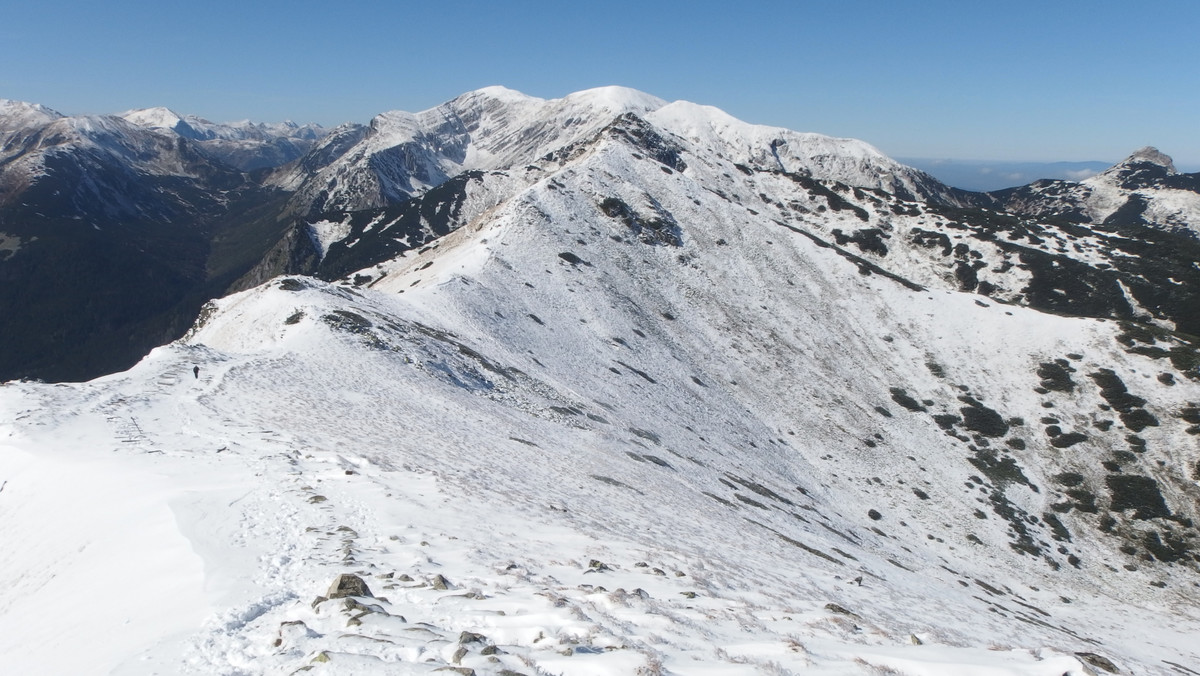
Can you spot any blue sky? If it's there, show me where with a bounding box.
[3,0,1197,164]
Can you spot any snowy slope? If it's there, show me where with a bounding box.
[298,111,1200,338]
[0,107,227,207]
[646,101,946,199]
[3,97,1200,676]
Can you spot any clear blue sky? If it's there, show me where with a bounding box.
[3,0,1197,164]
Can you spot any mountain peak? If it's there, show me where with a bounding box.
[122,106,188,128]
[461,85,536,102]
[120,106,213,141]
[1089,146,1179,191]
[1118,146,1176,172]
[560,85,667,112]
[0,98,64,128]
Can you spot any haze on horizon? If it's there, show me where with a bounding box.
[3,0,1197,166]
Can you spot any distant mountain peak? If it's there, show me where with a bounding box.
[1088,146,1180,193]
[0,98,65,129]
[461,84,536,101]
[121,106,208,140]
[559,85,669,112]
[122,105,185,124]
[1119,145,1176,172]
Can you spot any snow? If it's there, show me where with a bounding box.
[120,106,188,131]
[276,86,945,218]
[0,98,64,130]
[560,85,669,114]
[0,426,207,675]
[308,218,354,259]
[121,106,325,143]
[6,143,1199,672]
[4,86,1200,675]
[1140,187,1200,233]
[1062,146,1200,231]
[647,100,936,196]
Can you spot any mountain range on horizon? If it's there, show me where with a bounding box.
[896,158,1113,192]
[2,86,1200,675]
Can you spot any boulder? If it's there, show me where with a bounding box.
[327,573,373,599]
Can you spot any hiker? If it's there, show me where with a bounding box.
[193,366,200,379]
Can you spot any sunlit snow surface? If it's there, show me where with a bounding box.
[3,93,1200,675]
[4,191,1198,675]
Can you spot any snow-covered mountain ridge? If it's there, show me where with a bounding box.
[121,106,324,143]
[296,108,1200,341]
[119,106,326,171]
[3,86,1200,675]
[3,86,1197,385]
[271,86,947,219]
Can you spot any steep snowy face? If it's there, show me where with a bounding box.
[298,110,1200,338]
[122,106,326,144]
[9,111,216,178]
[450,85,668,169]
[0,101,66,203]
[1081,147,1200,229]
[0,110,221,214]
[120,106,203,139]
[4,88,1200,675]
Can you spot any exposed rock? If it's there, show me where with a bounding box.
[1075,651,1120,674]
[459,630,487,644]
[327,573,373,599]
[824,603,861,619]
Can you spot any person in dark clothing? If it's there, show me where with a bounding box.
[193,366,200,379]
